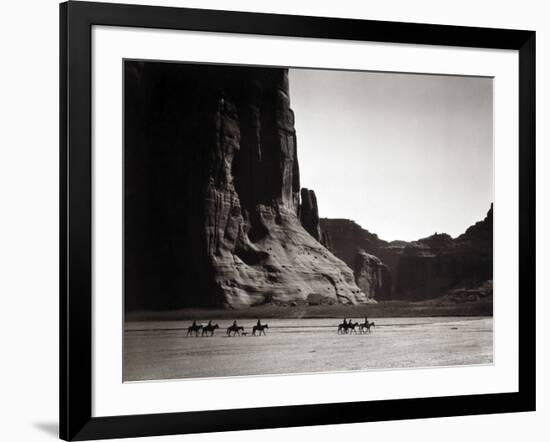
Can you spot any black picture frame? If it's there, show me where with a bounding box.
[60,1,536,440]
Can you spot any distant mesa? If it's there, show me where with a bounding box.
[320,204,493,301]
[458,203,493,241]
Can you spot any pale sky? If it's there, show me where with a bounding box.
[289,69,493,242]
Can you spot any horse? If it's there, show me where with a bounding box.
[347,322,360,334]
[201,323,219,336]
[359,321,375,334]
[337,321,358,334]
[337,321,349,334]
[226,324,244,336]
[186,323,203,336]
[252,324,269,336]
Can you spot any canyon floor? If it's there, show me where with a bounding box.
[124,316,493,381]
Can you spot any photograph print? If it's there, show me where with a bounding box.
[124,60,493,382]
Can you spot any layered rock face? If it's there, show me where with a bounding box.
[125,61,367,310]
[319,219,395,268]
[394,206,492,300]
[320,205,493,301]
[319,218,403,291]
[353,251,391,300]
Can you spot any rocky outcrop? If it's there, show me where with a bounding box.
[319,219,384,267]
[458,203,493,241]
[299,188,321,241]
[394,214,492,300]
[125,61,367,310]
[320,205,493,301]
[445,280,493,303]
[319,218,404,283]
[353,250,391,300]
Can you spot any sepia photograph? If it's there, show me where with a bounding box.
[123,60,494,382]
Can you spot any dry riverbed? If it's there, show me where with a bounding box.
[124,317,492,381]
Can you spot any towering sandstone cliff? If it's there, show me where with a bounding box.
[125,62,367,310]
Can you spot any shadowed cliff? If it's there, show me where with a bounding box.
[321,204,493,301]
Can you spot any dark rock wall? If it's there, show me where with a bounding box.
[353,250,391,300]
[318,219,384,268]
[125,61,366,311]
[321,205,493,301]
[319,218,403,286]
[394,208,493,300]
[458,203,493,241]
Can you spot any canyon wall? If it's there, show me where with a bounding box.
[125,61,367,310]
[353,250,392,300]
[321,204,493,301]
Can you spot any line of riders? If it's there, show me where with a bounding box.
[186,317,375,337]
[187,319,269,337]
[338,317,376,334]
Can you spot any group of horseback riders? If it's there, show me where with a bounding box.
[187,319,268,337]
[338,317,375,334]
[187,317,374,337]
[186,319,219,337]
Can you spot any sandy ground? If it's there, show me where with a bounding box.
[124,317,493,381]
